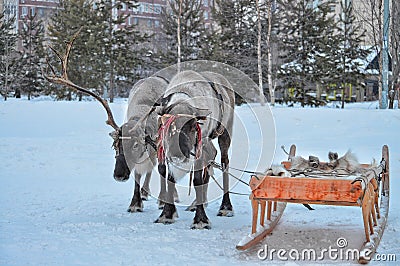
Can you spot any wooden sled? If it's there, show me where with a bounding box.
[236,145,390,264]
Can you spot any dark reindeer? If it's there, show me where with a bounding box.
[155,70,235,229]
[44,30,168,213]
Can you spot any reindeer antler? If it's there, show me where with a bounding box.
[44,28,120,131]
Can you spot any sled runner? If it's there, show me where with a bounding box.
[236,145,389,264]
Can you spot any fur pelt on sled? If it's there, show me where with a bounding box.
[289,151,364,176]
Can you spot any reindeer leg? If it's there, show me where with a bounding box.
[191,168,211,229]
[186,168,209,212]
[157,164,168,209]
[155,164,178,224]
[217,130,234,217]
[141,171,152,200]
[127,171,144,212]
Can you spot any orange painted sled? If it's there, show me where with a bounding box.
[236,145,390,264]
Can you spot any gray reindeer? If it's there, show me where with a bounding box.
[155,70,235,229]
[112,76,171,212]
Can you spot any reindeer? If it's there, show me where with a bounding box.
[44,30,170,213]
[155,70,235,229]
[112,76,171,212]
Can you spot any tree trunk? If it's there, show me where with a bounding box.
[256,0,265,105]
[398,88,400,109]
[109,9,114,103]
[4,39,9,101]
[316,83,321,100]
[267,0,274,106]
[177,0,182,73]
[341,87,345,109]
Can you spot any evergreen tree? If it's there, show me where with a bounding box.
[19,13,46,100]
[277,0,338,106]
[48,0,103,100]
[211,0,258,75]
[48,0,147,101]
[94,0,148,102]
[334,0,370,108]
[157,0,206,67]
[1,13,21,100]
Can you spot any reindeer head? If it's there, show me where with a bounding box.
[112,119,151,182]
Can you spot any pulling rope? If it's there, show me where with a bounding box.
[209,161,265,177]
[209,173,249,196]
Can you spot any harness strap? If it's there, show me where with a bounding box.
[207,81,225,138]
[145,135,158,151]
[157,114,203,163]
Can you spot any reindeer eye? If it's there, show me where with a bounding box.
[133,142,139,148]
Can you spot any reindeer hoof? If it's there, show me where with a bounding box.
[155,203,178,224]
[191,221,211,230]
[127,199,144,212]
[154,216,175,224]
[154,211,178,224]
[127,205,143,213]
[217,209,234,217]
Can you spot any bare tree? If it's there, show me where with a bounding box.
[389,0,400,109]
[177,0,182,73]
[356,0,391,108]
[266,0,274,106]
[256,0,265,105]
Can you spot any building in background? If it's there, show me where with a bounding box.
[1,0,58,33]
[116,0,214,34]
[1,0,19,33]
[17,0,59,33]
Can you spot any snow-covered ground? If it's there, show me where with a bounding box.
[0,98,399,265]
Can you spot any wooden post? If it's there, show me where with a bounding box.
[260,201,266,226]
[267,201,272,221]
[251,199,259,234]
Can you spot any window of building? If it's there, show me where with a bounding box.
[38,8,44,16]
[134,17,139,25]
[21,7,28,18]
[154,20,160,28]
[204,11,208,20]
[203,0,208,7]
[147,19,152,28]
[154,4,162,14]
[30,7,35,17]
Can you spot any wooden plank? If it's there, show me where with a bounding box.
[253,177,362,203]
[253,198,360,206]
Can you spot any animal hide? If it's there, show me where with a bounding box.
[289,151,363,177]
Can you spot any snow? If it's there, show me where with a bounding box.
[1,98,399,265]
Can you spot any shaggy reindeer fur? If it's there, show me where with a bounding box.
[289,150,362,176]
[114,76,170,212]
[155,70,235,229]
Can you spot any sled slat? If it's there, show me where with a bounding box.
[253,177,363,204]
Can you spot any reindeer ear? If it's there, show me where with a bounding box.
[155,106,165,116]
